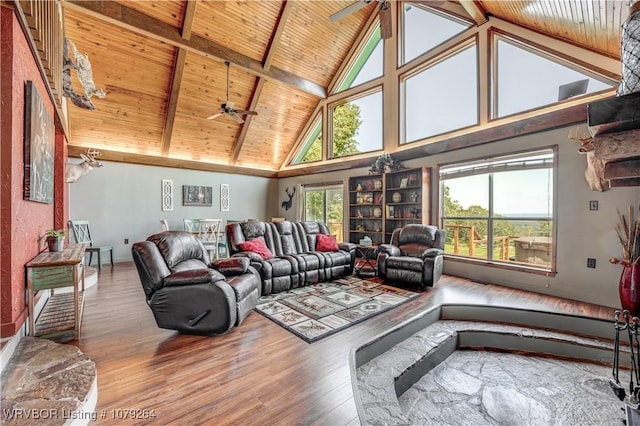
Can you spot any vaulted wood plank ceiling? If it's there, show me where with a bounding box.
[62,0,626,177]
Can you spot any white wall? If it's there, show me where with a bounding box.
[69,161,278,262]
[278,125,638,309]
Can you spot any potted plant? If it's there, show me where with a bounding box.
[41,229,66,252]
[610,206,640,316]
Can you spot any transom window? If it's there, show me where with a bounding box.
[439,148,556,273]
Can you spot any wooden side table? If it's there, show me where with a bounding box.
[26,244,86,340]
[355,244,379,277]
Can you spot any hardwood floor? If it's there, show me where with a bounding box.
[73,262,615,425]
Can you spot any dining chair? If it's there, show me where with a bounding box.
[197,219,224,260]
[183,218,200,233]
[69,220,114,269]
[160,219,170,231]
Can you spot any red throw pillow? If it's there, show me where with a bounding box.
[316,234,339,252]
[238,236,274,260]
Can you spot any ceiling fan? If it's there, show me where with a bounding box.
[207,61,257,124]
[329,0,392,39]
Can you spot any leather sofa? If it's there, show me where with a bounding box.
[131,230,260,335]
[226,220,356,295]
[377,224,445,289]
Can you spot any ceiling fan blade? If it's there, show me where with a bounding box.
[228,112,245,124]
[329,1,370,22]
[207,112,223,120]
[379,1,392,39]
[234,109,258,116]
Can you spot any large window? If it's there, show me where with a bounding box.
[295,115,322,164]
[402,43,478,143]
[302,184,344,241]
[335,27,383,92]
[401,3,472,65]
[330,89,383,159]
[439,148,555,273]
[494,37,614,118]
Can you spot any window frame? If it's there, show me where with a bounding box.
[301,182,345,241]
[438,146,558,275]
[400,37,479,145]
[328,86,384,160]
[491,32,617,120]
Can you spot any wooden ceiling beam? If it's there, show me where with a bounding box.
[67,145,277,178]
[232,1,293,165]
[160,1,197,157]
[459,0,488,26]
[64,0,326,98]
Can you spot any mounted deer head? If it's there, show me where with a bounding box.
[65,148,103,183]
[281,187,296,211]
[568,128,609,192]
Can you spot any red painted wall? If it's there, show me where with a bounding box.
[1,6,67,337]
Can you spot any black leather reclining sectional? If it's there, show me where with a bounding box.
[226,220,356,295]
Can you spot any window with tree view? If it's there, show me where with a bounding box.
[302,184,344,242]
[331,90,383,159]
[439,148,555,272]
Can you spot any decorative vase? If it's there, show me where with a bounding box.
[46,236,65,252]
[619,264,640,317]
[374,180,382,190]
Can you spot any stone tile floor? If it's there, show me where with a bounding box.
[356,320,623,425]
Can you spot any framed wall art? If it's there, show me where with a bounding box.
[182,185,212,206]
[220,184,230,212]
[24,81,54,204]
[162,179,173,211]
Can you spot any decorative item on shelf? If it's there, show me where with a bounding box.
[356,224,366,232]
[408,174,417,186]
[374,193,383,204]
[369,152,403,174]
[356,183,363,192]
[40,229,66,252]
[392,192,402,203]
[610,206,640,316]
[410,192,419,202]
[374,179,382,190]
[409,207,420,218]
[388,205,395,218]
[357,210,364,218]
[359,236,372,246]
[400,178,408,188]
[373,207,382,218]
[375,226,381,232]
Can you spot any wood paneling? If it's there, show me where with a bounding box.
[113,0,185,29]
[64,9,175,154]
[191,0,282,62]
[480,0,627,58]
[169,52,257,163]
[236,80,317,170]
[74,262,614,424]
[271,1,374,87]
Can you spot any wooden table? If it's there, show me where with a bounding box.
[26,244,86,339]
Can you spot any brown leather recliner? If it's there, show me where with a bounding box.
[131,231,260,335]
[377,224,445,289]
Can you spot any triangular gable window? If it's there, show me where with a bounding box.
[293,115,322,164]
[495,37,615,118]
[335,27,383,93]
[401,3,472,65]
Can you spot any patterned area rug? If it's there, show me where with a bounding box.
[255,276,419,343]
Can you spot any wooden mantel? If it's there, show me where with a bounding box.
[587,92,640,187]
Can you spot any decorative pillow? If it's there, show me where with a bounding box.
[238,236,273,260]
[316,234,339,252]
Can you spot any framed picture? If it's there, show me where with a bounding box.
[182,185,212,206]
[24,81,54,204]
[400,177,409,188]
[162,180,173,211]
[220,184,230,211]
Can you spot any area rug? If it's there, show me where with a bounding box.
[255,276,420,343]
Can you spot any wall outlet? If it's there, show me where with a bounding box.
[587,258,596,268]
[124,238,129,244]
[589,200,598,211]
